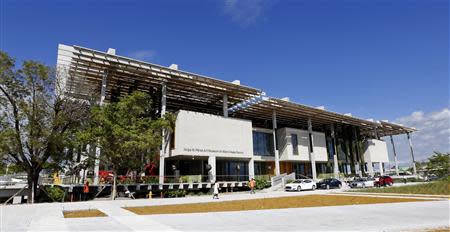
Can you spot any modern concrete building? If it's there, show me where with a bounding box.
[56,44,417,186]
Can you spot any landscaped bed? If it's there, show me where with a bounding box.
[124,194,428,215]
[63,209,107,218]
[352,179,450,195]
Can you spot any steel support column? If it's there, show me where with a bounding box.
[308,118,317,180]
[223,94,228,117]
[159,83,167,185]
[407,132,417,175]
[208,156,216,183]
[379,162,384,175]
[390,135,400,176]
[248,158,255,180]
[331,125,340,178]
[272,111,280,176]
[93,71,108,185]
[352,127,362,177]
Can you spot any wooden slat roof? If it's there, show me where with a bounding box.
[57,44,416,136]
[57,44,262,115]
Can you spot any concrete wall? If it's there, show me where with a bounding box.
[172,110,253,158]
[277,128,328,162]
[312,132,328,162]
[363,139,389,162]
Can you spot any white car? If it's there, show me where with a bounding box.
[285,179,316,191]
[350,177,375,188]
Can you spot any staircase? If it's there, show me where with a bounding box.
[266,172,296,191]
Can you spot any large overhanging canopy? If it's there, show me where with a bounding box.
[57,44,416,137]
[57,44,262,114]
[231,97,415,136]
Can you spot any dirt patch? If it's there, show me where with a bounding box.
[63,209,107,218]
[124,194,428,215]
[426,227,450,232]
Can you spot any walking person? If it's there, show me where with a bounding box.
[83,180,90,201]
[249,178,256,194]
[212,182,219,199]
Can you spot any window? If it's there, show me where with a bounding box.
[253,131,275,156]
[291,134,299,155]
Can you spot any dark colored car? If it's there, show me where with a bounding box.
[317,178,342,189]
[375,176,394,187]
[426,175,439,182]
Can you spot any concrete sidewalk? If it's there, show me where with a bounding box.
[1,188,448,231]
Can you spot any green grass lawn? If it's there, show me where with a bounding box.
[353,178,450,195]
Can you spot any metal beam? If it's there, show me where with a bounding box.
[407,132,417,175]
[390,135,400,176]
[272,111,280,176]
[308,118,317,180]
[159,83,167,185]
[223,94,228,117]
[93,70,108,185]
[331,124,339,178]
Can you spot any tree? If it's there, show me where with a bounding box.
[426,152,450,178]
[0,51,89,203]
[78,91,172,200]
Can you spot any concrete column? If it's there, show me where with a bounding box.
[407,132,417,175]
[390,135,400,176]
[272,111,280,176]
[159,83,167,185]
[223,94,228,117]
[248,158,255,180]
[93,71,108,185]
[308,118,317,180]
[352,127,362,177]
[379,162,384,175]
[331,125,340,178]
[355,127,366,176]
[367,160,374,177]
[208,156,216,183]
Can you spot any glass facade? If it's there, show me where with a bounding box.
[254,162,273,175]
[252,131,275,156]
[216,160,248,181]
[291,134,299,155]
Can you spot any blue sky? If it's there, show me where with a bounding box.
[1,0,449,161]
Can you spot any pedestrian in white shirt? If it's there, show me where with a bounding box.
[213,182,219,199]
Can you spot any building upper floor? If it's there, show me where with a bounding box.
[170,110,390,164]
[55,44,413,165]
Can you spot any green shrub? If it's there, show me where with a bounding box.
[141,176,158,184]
[164,189,187,198]
[180,176,189,183]
[117,178,134,185]
[255,177,270,190]
[45,185,65,202]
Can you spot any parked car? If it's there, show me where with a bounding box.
[375,176,394,187]
[317,178,342,189]
[350,177,375,188]
[285,179,316,191]
[426,175,439,182]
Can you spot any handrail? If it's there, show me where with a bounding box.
[271,173,286,187]
[3,184,28,205]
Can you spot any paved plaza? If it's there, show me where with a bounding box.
[1,186,449,232]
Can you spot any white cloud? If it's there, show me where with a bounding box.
[128,50,156,62]
[384,108,450,167]
[223,0,277,27]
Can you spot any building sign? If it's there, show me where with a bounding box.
[183,148,244,155]
[173,110,253,158]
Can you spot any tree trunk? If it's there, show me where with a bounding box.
[27,170,40,204]
[111,172,117,200]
